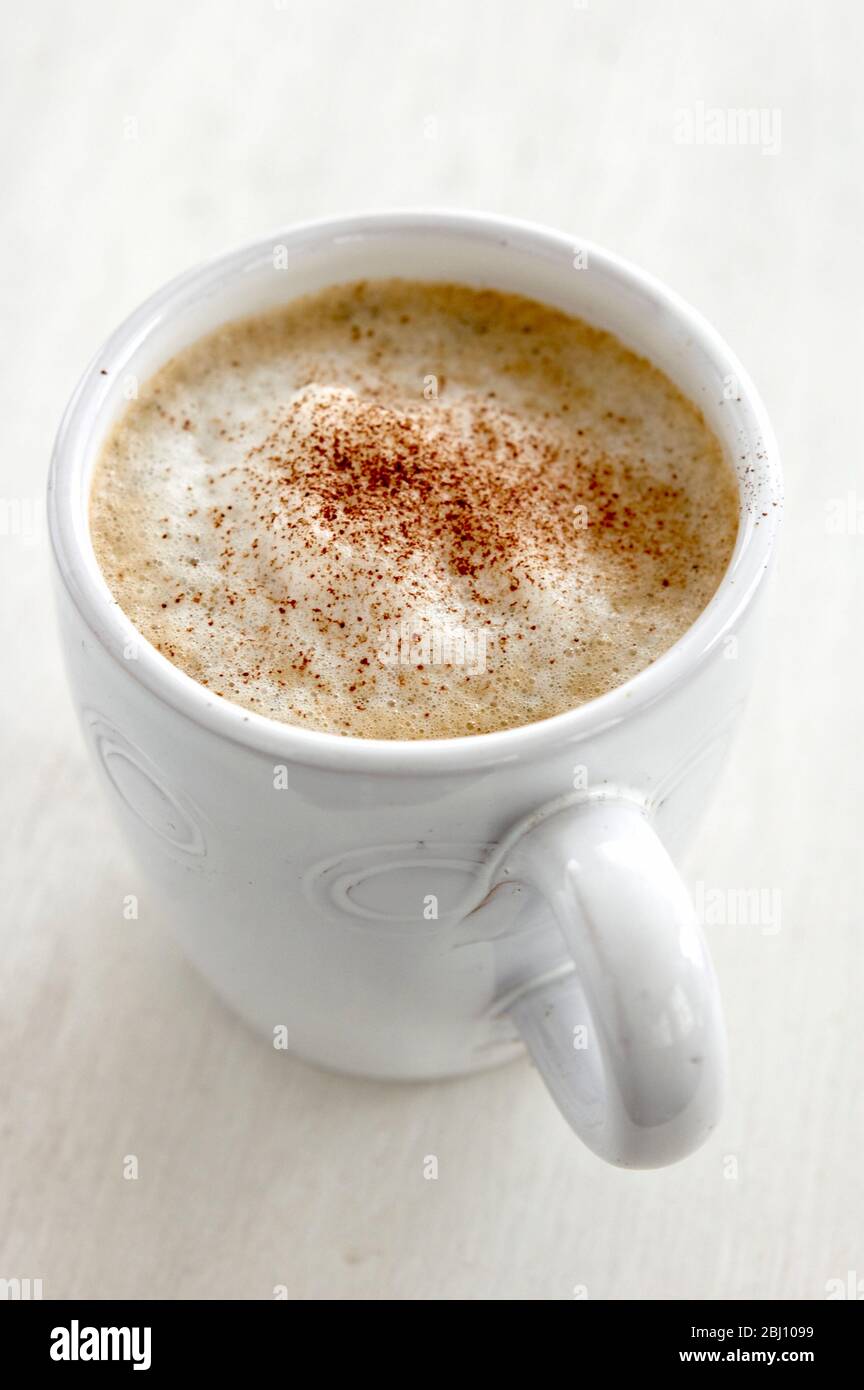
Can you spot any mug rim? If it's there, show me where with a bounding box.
[47,208,783,773]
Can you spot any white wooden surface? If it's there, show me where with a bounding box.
[1,0,861,1300]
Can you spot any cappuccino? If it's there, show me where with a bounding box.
[89,281,739,738]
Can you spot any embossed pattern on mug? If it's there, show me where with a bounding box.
[89,280,740,738]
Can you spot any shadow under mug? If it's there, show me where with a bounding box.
[48,211,782,1168]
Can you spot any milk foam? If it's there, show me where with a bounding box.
[89,280,740,738]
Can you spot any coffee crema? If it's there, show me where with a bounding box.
[89,280,739,739]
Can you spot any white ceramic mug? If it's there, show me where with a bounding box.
[48,211,782,1168]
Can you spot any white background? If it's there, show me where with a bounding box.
[1,0,861,1300]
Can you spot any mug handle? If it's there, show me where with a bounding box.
[502,799,726,1168]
